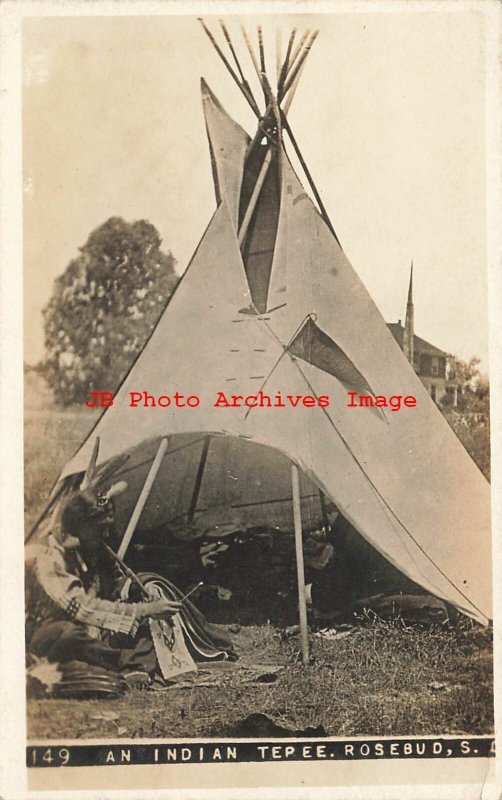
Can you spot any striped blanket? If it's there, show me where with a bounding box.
[139,573,237,680]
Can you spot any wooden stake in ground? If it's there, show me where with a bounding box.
[117,437,168,559]
[291,462,309,665]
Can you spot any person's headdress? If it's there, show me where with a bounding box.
[60,437,128,538]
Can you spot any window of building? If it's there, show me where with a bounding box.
[431,356,439,377]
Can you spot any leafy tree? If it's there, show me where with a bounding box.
[42,217,178,405]
[441,356,490,480]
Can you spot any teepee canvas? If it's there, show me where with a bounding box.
[45,23,491,626]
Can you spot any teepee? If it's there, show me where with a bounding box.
[35,21,492,632]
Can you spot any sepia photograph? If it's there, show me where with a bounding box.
[1,1,500,796]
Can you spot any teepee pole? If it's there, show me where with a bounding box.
[283,29,310,87]
[199,19,260,118]
[117,437,168,559]
[277,29,296,96]
[281,30,319,101]
[281,55,308,116]
[257,25,266,74]
[291,462,309,665]
[280,112,342,248]
[187,435,211,523]
[238,147,274,246]
[241,25,266,96]
[218,20,259,116]
[275,29,282,86]
[219,19,247,85]
[280,29,318,114]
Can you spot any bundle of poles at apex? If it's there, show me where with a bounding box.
[198,19,341,249]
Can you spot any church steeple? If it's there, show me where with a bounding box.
[403,261,414,365]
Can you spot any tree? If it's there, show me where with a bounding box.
[42,217,178,405]
[441,356,490,480]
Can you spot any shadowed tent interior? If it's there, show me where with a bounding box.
[32,21,492,629]
[97,434,327,536]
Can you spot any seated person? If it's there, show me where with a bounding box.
[25,489,182,686]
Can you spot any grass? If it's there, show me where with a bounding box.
[24,368,96,533]
[27,622,493,740]
[24,371,494,740]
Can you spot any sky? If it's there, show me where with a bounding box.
[22,9,489,368]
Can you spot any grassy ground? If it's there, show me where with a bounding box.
[24,368,97,533]
[28,622,493,740]
[24,370,494,739]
